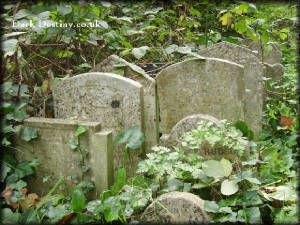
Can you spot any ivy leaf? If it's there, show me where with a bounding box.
[69,139,78,151]
[74,126,86,137]
[15,9,31,19]
[220,158,232,176]
[245,207,261,224]
[132,46,149,59]
[114,126,144,150]
[1,208,18,224]
[204,200,219,213]
[219,12,233,26]
[13,109,29,122]
[268,186,297,201]
[71,187,86,213]
[221,179,239,195]
[57,5,72,16]
[21,127,38,142]
[86,200,103,214]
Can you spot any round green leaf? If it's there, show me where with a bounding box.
[71,187,86,213]
[220,158,232,176]
[202,160,225,179]
[221,179,239,196]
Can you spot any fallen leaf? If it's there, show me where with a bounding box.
[57,213,74,224]
[279,116,293,127]
[1,187,18,209]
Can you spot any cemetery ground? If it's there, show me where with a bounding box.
[1,1,299,224]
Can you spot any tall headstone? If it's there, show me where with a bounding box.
[90,55,159,154]
[238,39,282,64]
[157,57,245,134]
[198,41,264,137]
[53,72,144,176]
[16,117,113,199]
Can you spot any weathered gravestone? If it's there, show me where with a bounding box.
[157,57,245,135]
[238,38,282,64]
[90,55,159,154]
[262,63,284,99]
[140,191,210,224]
[16,117,113,199]
[160,114,250,160]
[53,72,144,177]
[198,41,264,137]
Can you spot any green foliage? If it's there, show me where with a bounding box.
[182,120,249,157]
[114,125,145,150]
[1,1,298,224]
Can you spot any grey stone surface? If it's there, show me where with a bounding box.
[15,117,113,199]
[263,63,284,98]
[157,57,245,134]
[90,55,159,154]
[53,72,144,177]
[238,39,282,64]
[160,114,249,160]
[198,41,264,137]
[140,191,210,224]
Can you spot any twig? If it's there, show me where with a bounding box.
[147,62,174,74]
[20,42,69,74]
[25,43,66,46]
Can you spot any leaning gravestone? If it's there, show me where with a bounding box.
[263,63,284,99]
[238,38,282,64]
[157,57,245,135]
[16,117,113,199]
[198,41,264,138]
[160,114,250,160]
[53,72,144,177]
[140,191,210,224]
[90,55,159,154]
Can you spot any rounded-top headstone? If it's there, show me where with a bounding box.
[140,191,210,224]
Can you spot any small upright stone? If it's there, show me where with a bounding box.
[238,39,282,64]
[140,191,210,224]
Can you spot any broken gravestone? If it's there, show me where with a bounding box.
[16,117,113,199]
[53,72,144,177]
[140,191,210,224]
[90,55,159,154]
[157,57,245,135]
[238,38,282,64]
[198,41,264,138]
[160,114,250,160]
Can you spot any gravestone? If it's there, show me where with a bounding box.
[140,191,210,224]
[157,57,245,135]
[198,41,264,137]
[263,63,284,99]
[90,55,159,154]
[53,72,144,177]
[160,114,250,160]
[16,117,113,199]
[238,39,282,64]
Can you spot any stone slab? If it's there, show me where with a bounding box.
[15,117,113,199]
[53,72,144,177]
[238,39,282,64]
[160,114,250,160]
[198,41,264,137]
[140,191,210,224]
[157,57,245,134]
[90,55,159,154]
